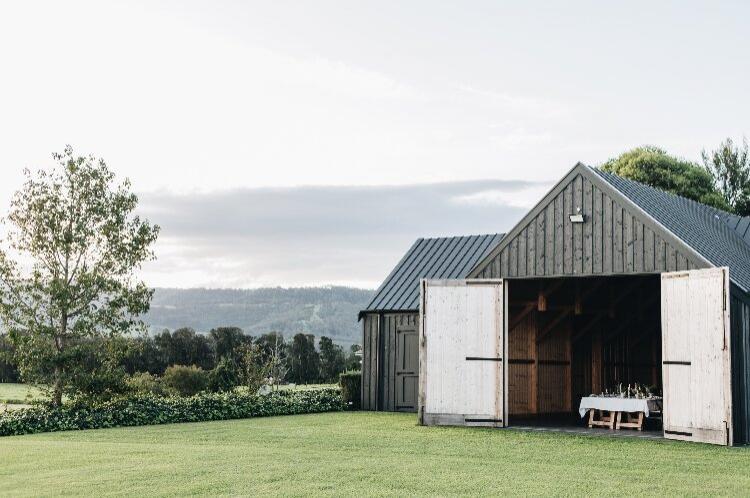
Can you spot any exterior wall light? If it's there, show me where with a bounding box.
[569,208,585,223]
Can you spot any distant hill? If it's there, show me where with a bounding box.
[143,287,374,348]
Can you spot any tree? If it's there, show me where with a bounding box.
[0,147,159,405]
[601,146,728,211]
[318,336,346,383]
[287,333,320,384]
[154,328,214,371]
[208,357,241,392]
[238,343,270,393]
[702,137,750,216]
[345,344,361,371]
[255,332,287,389]
[210,326,249,364]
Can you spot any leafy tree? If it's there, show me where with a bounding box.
[0,334,20,382]
[702,137,750,216]
[601,146,728,210]
[120,335,167,375]
[65,337,130,401]
[210,326,249,364]
[154,328,213,371]
[287,333,320,384]
[255,332,287,388]
[0,147,159,406]
[318,336,346,383]
[209,357,241,392]
[162,364,208,396]
[345,344,362,371]
[238,343,270,393]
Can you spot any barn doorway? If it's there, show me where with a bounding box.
[505,275,664,434]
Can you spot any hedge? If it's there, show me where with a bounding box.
[339,371,361,410]
[0,388,343,437]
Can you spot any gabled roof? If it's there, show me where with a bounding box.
[592,167,750,292]
[722,214,750,246]
[360,233,504,316]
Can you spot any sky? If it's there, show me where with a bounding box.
[0,1,748,288]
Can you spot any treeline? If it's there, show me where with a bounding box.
[0,328,361,387]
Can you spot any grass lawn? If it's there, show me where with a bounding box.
[2,412,750,497]
[0,383,44,404]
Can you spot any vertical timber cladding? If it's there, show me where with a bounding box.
[730,285,750,445]
[661,267,733,445]
[419,279,506,427]
[361,312,419,412]
[472,169,707,280]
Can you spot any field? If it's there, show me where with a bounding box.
[2,412,750,496]
[0,383,43,409]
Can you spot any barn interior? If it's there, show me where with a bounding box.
[506,275,663,431]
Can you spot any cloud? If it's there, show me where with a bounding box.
[136,180,546,288]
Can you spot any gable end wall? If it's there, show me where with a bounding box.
[473,172,708,279]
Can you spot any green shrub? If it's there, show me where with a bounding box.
[339,370,361,410]
[209,358,240,392]
[126,372,166,396]
[162,365,208,396]
[0,388,344,436]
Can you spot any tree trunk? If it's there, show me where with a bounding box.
[52,365,63,407]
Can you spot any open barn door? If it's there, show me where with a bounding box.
[419,279,506,427]
[661,267,732,445]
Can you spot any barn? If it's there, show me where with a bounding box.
[363,163,750,446]
[359,233,504,412]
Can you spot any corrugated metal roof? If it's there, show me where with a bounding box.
[592,167,750,292]
[361,233,504,314]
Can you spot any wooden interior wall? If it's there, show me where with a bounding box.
[508,312,536,414]
[507,276,662,419]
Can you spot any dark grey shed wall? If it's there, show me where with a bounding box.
[361,311,419,412]
[731,285,750,445]
[472,170,706,279]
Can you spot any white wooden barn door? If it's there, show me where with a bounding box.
[418,279,506,427]
[661,267,733,445]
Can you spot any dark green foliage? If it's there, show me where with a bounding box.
[210,327,251,363]
[120,335,167,375]
[345,344,362,371]
[601,146,728,211]
[0,334,19,383]
[209,357,240,392]
[63,339,130,402]
[319,336,346,383]
[339,371,361,410]
[162,365,209,397]
[154,328,214,371]
[0,388,343,437]
[287,333,320,384]
[126,372,166,396]
[702,137,750,216]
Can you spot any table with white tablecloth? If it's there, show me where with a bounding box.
[579,396,663,430]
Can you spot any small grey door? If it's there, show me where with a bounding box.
[395,326,418,411]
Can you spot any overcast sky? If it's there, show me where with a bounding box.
[1,1,748,288]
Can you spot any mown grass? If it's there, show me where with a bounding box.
[0,383,44,404]
[1,411,749,497]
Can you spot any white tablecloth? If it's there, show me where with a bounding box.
[578,396,663,418]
